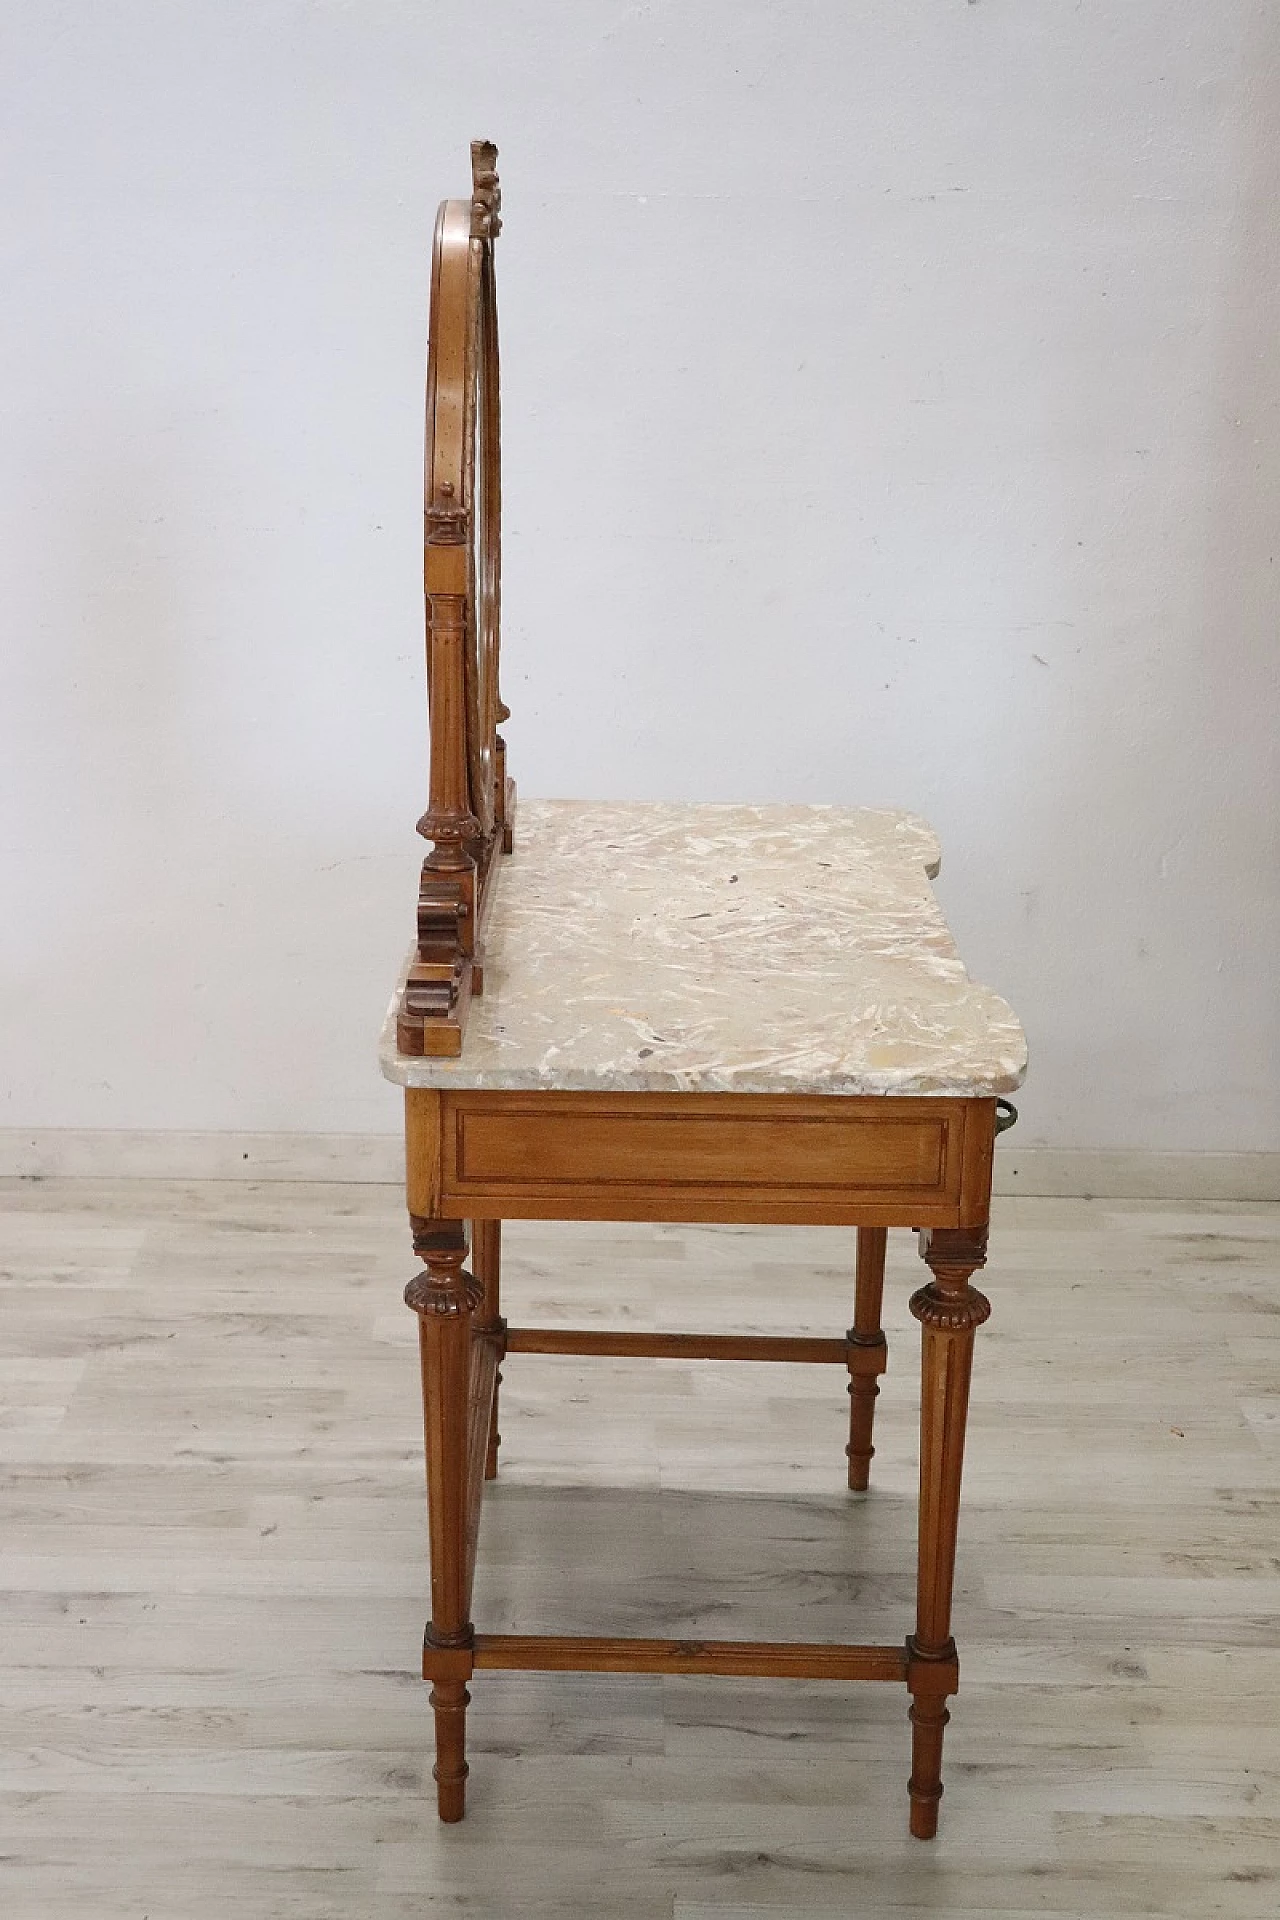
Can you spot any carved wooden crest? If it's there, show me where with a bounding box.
[398,141,515,1056]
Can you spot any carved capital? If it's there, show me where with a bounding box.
[416,815,481,854]
[405,1221,478,1317]
[910,1282,992,1333]
[405,1267,484,1319]
[470,139,501,239]
[913,1226,990,1330]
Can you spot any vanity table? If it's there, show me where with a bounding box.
[380,145,1027,1839]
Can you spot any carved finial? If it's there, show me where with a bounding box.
[470,140,501,240]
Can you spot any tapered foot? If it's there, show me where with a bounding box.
[846,1342,887,1491]
[431,1679,470,1820]
[907,1690,950,1837]
[847,1226,889,1490]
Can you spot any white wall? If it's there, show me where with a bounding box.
[2,1,1277,1152]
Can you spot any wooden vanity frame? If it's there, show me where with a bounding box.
[393,144,1006,1841]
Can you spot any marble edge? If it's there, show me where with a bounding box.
[377,967,1028,1099]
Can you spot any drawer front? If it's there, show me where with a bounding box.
[430,1092,990,1227]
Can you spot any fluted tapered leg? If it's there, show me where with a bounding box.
[907,1224,990,1839]
[471,1220,504,1479]
[405,1218,482,1821]
[846,1226,889,1489]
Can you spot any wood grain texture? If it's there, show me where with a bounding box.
[3,1181,1278,1915]
[404,1088,444,1219]
[473,1635,909,1681]
[504,1328,851,1364]
[432,1090,987,1227]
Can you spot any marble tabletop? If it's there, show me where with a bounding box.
[379,800,1027,1099]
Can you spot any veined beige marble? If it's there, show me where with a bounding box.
[379,800,1027,1097]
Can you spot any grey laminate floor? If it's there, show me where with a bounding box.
[1,1180,1277,1916]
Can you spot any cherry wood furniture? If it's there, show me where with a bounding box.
[381,144,1027,1840]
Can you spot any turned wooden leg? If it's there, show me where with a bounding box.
[405,1218,482,1821]
[906,1224,990,1839]
[471,1220,504,1479]
[846,1226,889,1490]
